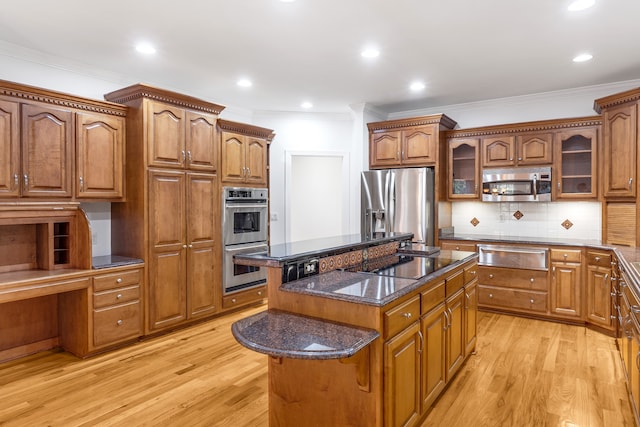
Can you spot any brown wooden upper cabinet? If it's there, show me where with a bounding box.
[482,132,552,167]
[599,101,638,199]
[76,112,125,199]
[0,80,128,201]
[367,115,457,170]
[147,101,217,172]
[370,126,438,168]
[218,119,274,187]
[554,127,598,199]
[448,138,480,199]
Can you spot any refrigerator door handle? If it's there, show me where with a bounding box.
[388,171,396,233]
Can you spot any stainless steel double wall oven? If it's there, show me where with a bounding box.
[222,187,268,294]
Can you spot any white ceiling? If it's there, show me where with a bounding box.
[1,0,639,114]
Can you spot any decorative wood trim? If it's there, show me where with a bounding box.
[217,118,275,141]
[0,202,81,212]
[445,116,602,139]
[594,87,640,113]
[104,83,225,115]
[0,337,60,363]
[0,79,127,116]
[367,113,457,132]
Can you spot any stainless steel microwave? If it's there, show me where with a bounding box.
[482,167,551,202]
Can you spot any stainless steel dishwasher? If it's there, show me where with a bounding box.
[477,244,548,270]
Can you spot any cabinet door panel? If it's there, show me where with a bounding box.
[403,127,436,165]
[421,304,446,411]
[0,99,20,197]
[22,104,73,197]
[482,136,515,167]
[186,111,216,171]
[149,170,186,248]
[517,133,552,165]
[603,103,636,198]
[448,138,479,199]
[149,248,187,330]
[446,289,465,381]
[370,131,401,168]
[384,322,421,427]
[550,263,582,318]
[587,265,613,329]
[76,112,124,199]
[186,173,216,245]
[147,101,185,168]
[221,132,245,183]
[187,245,217,318]
[464,281,478,356]
[245,137,267,185]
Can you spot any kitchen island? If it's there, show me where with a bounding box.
[232,233,478,427]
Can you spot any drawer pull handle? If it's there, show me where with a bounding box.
[469,270,476,275]
[116,278,123,283]
[117,320,123,326]
[403,312,412,320]
[116,293,123,299]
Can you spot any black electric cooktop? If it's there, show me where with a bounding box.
[351,254,459,280]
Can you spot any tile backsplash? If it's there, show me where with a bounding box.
[450,201,601,240]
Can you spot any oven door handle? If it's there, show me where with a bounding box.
[225,203,268,209]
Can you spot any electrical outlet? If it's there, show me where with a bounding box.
[270,212,279,221]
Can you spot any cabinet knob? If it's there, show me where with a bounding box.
[489,293,493,298]
[231,298,237,304]
[13,174,18,190]
[518,157,522,161]
[595,256,601,262]
[181,150,186,163]
[469,270,476,275]
[116,293,123,299]
[403,312,412,319]
[563,254,568,259]
[188,244,193,248]
[23,174,29,190]
[183,245,188,249]
[257,291,262,296]
[117,320,123,326]
[489,274,494,279]
[79,176,84,191]
[116,278,123,283]
[530,278,534,283]
[530,299,535,304]
[629,178,634,189]
[455,246,460,250]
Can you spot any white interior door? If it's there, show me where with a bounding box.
[285,152,349,243]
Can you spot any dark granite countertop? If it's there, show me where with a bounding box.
[234,232,413,267]
[280,250,478,306]
[92,255,144,269]
[231,309,379,360]
[440,233,606,249]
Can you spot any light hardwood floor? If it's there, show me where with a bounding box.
[0,305,635,426]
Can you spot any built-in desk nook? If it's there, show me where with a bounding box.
[232,233,478,427]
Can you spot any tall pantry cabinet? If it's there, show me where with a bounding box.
[105,85,225,334]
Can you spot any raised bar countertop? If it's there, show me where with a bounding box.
[232,309,380,360]
[233,232,413,267]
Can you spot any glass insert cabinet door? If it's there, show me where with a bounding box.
[556,128,597,199]
[448,138,480,199]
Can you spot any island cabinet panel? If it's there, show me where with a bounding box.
[384,321,421,427]
[0,98,20,197]
[76,112,124,199]
[445,288,465,381]
[21,103,73,198]
[420,303,446,411]
[464,278,478,356]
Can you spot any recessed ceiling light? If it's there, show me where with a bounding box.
[280,0,296,2]
[237,79,252,87]
[135,42,156,55]
[568,0,595,11]
[301,101,313,109]
[410,81,426,91]
[573,53,593,62]
[361,48,380,58]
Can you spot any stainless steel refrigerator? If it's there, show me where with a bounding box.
[361,167,435,245]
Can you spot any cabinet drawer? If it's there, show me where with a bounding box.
[384,295,420,338]
[464,264,478,284]
[587,251,612,268]
[93,300,142,348]
[94,269,141,292]
[478,266,548,291]
[421,281,445,314]
[446,270,465,296]
[550,248,581,263]
[478,285,547,313]
[94,285,140,309]
[441,241,476,252]
[222,286,267,309]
